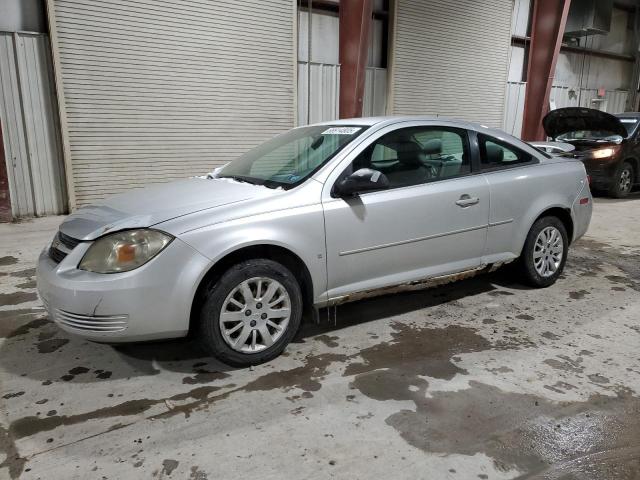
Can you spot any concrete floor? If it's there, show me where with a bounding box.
[1,196,639,480]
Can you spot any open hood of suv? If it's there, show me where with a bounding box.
[543,107,627,139]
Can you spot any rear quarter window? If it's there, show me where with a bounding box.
[478,134,537,171]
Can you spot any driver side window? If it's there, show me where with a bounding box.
[350,126,471,189]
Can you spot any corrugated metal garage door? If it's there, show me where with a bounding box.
[390,0,512,128]
[47,0,295,207]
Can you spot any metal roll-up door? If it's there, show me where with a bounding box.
[47,0,295,207]
[390,0,513,128]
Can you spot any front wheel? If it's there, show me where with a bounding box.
[609,161,634,198]
[197,259,303,367]
[518,216,568,288]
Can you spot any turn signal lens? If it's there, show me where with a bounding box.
[79,229,173,274]
[591,146,619,159]
[116,243,137,263]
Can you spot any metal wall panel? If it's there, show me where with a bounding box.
[555,51,633,91]
[502,81,630,137]
[363,67,387,117]
[502,81,527,137]
[48,0,296,207]
[296,64,387,126]
[297,62,340,126]
[0,32,67,217]
[0,33,31,217]
[390,0,513,127]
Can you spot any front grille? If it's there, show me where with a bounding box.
[48,231,81,264]
[58,231,81,250]
[48,245,67,263]
[54,309,128,332]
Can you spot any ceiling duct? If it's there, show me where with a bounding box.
[564,0,613,38]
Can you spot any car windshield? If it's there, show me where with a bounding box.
[556,130,623,142]
[218,125,366,189]
[617,117,639,137]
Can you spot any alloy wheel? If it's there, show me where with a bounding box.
[619,167,632,194]
[219,277,291,353]
[533,226,563,278]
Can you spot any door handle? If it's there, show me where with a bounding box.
[455,195,480,207]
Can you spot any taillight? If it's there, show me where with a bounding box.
[579,197,589,205]
[587,175,592,185]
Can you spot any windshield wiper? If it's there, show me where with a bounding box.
[561,138,602,142]
[218,175,259,185]
[218,175,286,189]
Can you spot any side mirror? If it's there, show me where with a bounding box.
[334,168,389,197]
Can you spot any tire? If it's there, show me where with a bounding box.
[518,216,568,288]
[197,259,303,367]
[609,161,634,198]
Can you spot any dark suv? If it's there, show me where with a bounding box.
[543,107,639,197]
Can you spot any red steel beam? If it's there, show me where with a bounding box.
[0,120,13,223]
[339,0,372,119]
[521,0,571,141]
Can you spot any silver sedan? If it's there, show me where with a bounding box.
[37,117,592,366]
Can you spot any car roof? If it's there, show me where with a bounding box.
[315,115,481,128]
[311,115,520,145]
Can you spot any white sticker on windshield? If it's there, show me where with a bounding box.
[321,127,362,135]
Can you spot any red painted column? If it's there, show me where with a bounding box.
[339,0,373,119]
[521,0,571,141]
[0,120,13,223]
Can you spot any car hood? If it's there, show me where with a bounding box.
[543,107,627,139]
[59,178,275,240]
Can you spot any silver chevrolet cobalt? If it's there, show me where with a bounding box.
[37,117,592,366]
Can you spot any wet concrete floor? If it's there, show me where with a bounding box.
[1,197,639,479]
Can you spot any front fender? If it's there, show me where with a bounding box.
[177,203,328,304]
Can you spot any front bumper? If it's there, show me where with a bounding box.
[36,236,211,342]
[581,157,620,189]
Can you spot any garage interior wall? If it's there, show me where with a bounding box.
[509,1,635,90]
[390,0,513,128]
[504,0,636,137]
[0,32,67,217]
[47,0,295,207]
[296,2,387,125]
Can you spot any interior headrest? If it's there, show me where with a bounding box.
[423,138,442,155]
[394,141,424,166]
[485,143,504,163]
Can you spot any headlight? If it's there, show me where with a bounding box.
[591,146,619,159]
[79,229,173,273]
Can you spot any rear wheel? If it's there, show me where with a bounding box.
[609,161,634,198]
[518,216,568,288]
[197,259,303,367]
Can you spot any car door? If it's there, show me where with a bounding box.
[321,123,490,301]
